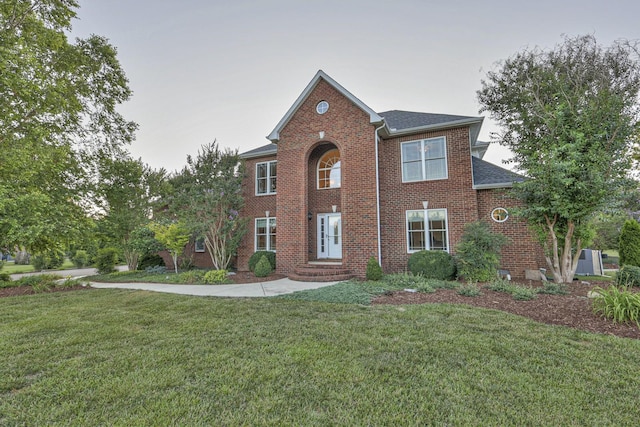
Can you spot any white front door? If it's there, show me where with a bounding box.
[317,213,342,259]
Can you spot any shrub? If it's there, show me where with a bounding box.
[138,253,165,271]
[32,255,47,271]
[486,277,515,293]
[0,273,11,282]
[95,247,119,274]
[254,255,273,278]
[48,250,64,269]
[72,250,89,268]
[455,221,508,282]
[145,265,167,274]
[511,286,538,301]
[179,270,205,284]
[619,219,640,267]
[179,255,194,271]
[32,250,65,271]
[616,265,640,287]
[248,251,276,272]
[384,273,426,289]
[407,250,456,280]
[382,273,447,293]
[366,257,383,281]
[592,286,640,325]
[538,282,569,295]
[14,274,62,292]
[204,269,228,284]
[458,283,481,297]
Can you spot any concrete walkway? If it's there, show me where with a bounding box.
[90,278,338,297]
[10,266,339,297]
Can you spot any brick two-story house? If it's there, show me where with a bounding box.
[236,70,545,281]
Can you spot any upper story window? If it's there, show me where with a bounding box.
[256,160,277,195]
[318,149,341,189]
[316,100,329,114]
[401,137,447,182]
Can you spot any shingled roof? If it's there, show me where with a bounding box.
[240,143,277,159]
[471,156,524,189]
[378,110,479,131]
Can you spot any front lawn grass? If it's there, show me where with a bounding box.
[1,290,640,425]
[2,259,77,274]
[89,270,207,284]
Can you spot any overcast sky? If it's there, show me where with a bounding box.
[71,0,640,173]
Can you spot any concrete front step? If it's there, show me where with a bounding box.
[288,273,355,282]
[289,264,355,282]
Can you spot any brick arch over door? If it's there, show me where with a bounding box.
[307,143,341,260]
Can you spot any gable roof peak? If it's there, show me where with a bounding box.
[267,70,383,142]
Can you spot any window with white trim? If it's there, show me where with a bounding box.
[256,161,277,195]
[317,149,341,189]
[255,217,276,251]
[401,137,447,182]
[491,207,509,223]
[406,209,449,252]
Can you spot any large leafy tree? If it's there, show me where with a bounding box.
[0,1,136,253]
[169,142,247,270]
[478,35,640,283]
[96,157,167,270]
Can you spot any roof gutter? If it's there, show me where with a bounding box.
[239,148,278,160]
[381,117,484,138]
[472,182,516,190]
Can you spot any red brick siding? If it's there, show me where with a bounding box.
[235,77,545,279]
[378,127,479,273]
[275,79,379,277]
[159,241,214,270]
[476,189,546,278]
[236,155,278,271]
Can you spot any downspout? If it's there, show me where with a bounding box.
[374,122,385,266]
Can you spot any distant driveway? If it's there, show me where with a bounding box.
[10,265,128,281]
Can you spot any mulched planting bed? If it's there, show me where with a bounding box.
[0,284,94,298]
[373,280,640,340]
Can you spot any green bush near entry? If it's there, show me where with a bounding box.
[407,250,456,280]
[249,251,276,272]
[254,255,273,278]
[365,257,383,281]
[204,269,228,284]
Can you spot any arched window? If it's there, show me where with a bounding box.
[317,149,341,189]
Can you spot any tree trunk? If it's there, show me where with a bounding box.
[123,248,138,271]
[172,252,178,274]
[544,218,581,284]
[544,215,564,283]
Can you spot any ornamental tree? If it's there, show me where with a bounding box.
[150,221,190,274]
[478,35,640,283]
[168,141,247,270]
